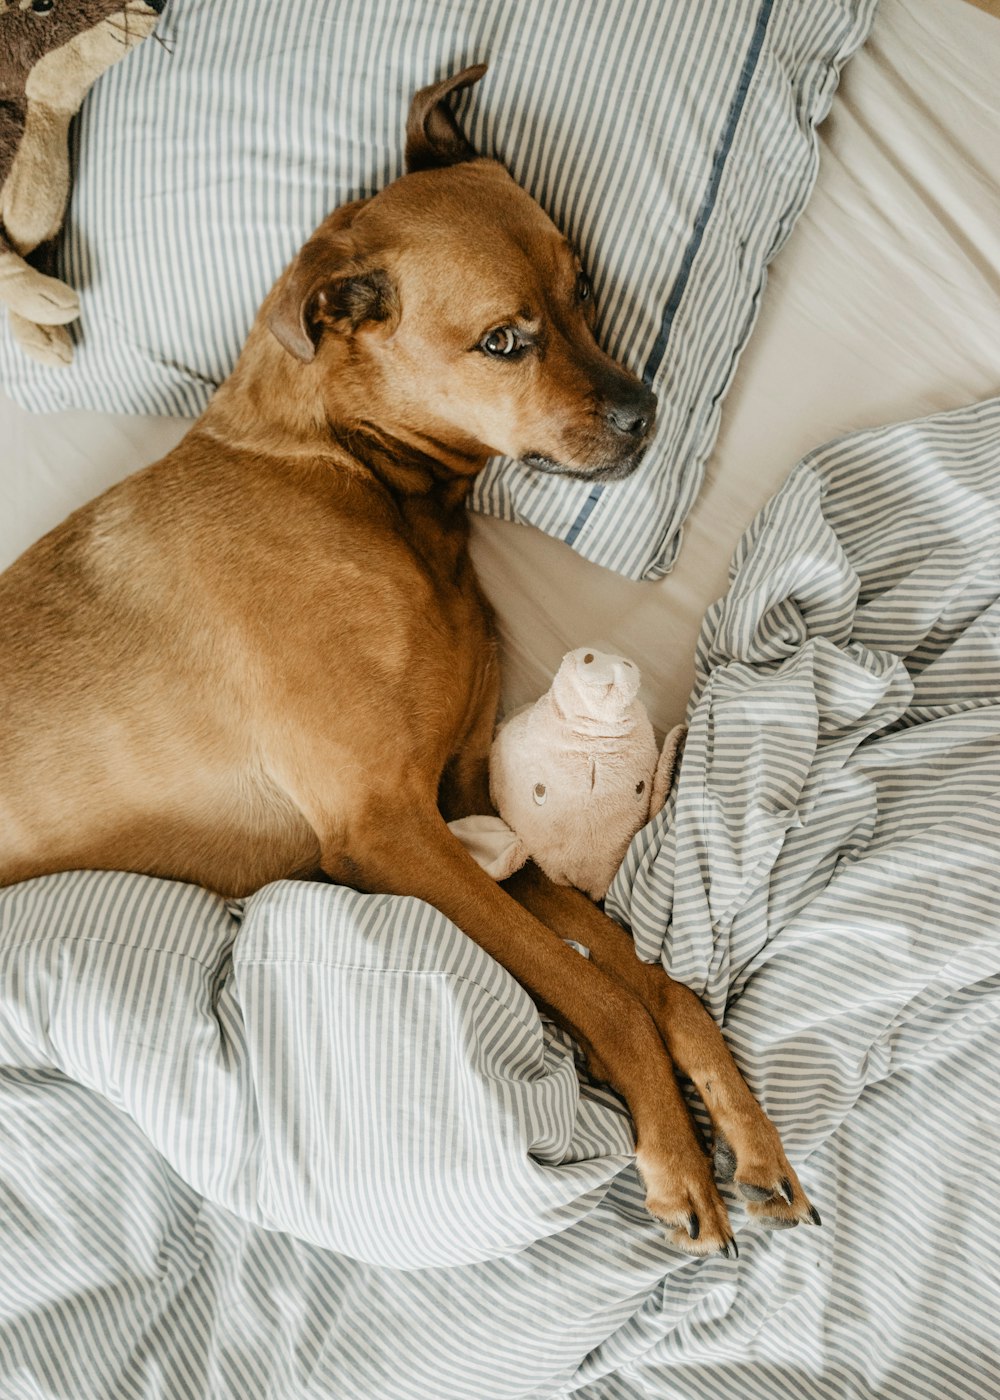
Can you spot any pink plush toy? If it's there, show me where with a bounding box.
[450,648,685,901]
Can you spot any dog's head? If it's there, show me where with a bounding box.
[267,65,656,483]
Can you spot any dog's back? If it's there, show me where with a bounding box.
[0,412,497,895]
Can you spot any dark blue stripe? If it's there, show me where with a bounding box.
[642,0,775,386]
[563,0,775,549]
[564,483,605,547]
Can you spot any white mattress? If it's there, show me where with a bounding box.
[2,0,999,733]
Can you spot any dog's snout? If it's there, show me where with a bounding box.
[604,384,657,441]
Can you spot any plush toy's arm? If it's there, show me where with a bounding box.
[447,815,530,882]
[0,4,162,365]
[0,91,79,325]
[0,95,78,331]
[650,724,687,817]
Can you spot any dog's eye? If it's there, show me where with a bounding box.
[636,779,645,797]
[30,0,55,11]
[576,272,592,303]
[481,327,521,357]
[532,782,547,806]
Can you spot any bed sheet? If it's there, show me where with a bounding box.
[2,0,998,733]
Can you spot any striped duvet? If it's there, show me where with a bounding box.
[2,396,1000,1398]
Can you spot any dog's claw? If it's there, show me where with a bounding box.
[809,1205,823,1226]
[780,1177,794,1205]
[718,1237,739,1260]
[688,1212,700,1240]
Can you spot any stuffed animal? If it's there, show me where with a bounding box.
[450,648,685,901]
[0,0,164,366]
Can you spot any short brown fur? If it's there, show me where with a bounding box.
[0,67,817,1253]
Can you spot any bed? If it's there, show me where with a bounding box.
[2,1,999,1396]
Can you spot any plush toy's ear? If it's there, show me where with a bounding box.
[405,63,488,174]
[650,725,687,816]
[267,205,399,363]
[448,815,529,882]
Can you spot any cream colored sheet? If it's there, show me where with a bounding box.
[2,0,998,731]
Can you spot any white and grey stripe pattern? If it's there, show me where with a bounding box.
[3,395,1000,1397]
[0,0,875,580]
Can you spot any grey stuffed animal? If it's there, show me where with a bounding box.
[0,0,164,366]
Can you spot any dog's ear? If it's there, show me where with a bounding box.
[405,63,487,174]
[268,210,399,363]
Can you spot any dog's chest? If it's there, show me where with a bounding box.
[388,501,498,747]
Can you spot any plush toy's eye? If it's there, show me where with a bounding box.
[30,0,55,13]
[635,780,645,796]
[532,783,547,806]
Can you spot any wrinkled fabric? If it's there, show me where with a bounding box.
[3,398,1000,1399]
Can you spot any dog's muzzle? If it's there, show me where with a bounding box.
[521,380,658,482]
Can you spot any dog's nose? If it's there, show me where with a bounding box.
[605,385,657,440]
[607,405,649,438]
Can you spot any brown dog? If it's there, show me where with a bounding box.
[0,66,818,1254]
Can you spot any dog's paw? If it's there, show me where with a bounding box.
[713,1129,821,1230]
[638,1146,738,1259]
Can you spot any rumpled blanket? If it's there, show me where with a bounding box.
[3,398,999,1399]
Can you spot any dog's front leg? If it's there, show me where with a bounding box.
[324,804,736,1257]
[503,863,821,1232]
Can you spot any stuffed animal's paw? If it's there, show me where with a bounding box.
[8,312,74,367]
[0,255,80,325]
[448,815,529,881]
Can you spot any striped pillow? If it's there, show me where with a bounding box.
[0,0,875,579]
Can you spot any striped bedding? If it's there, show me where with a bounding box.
[2,396,999,1398]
